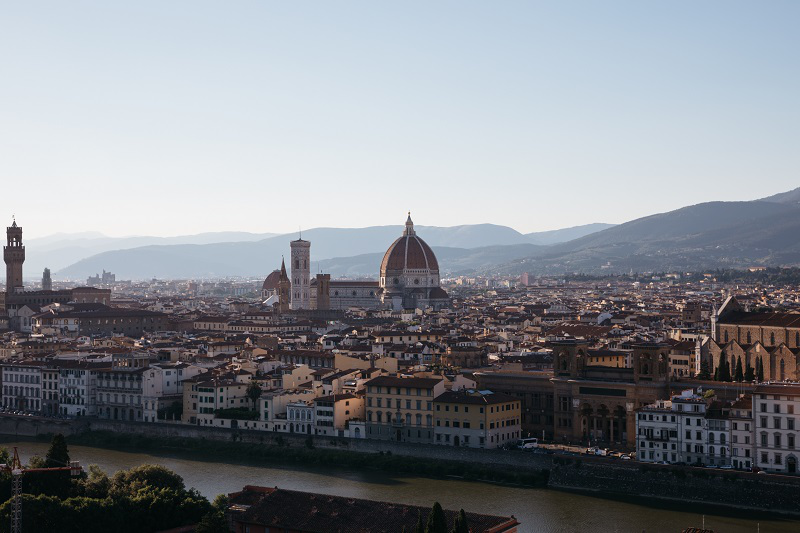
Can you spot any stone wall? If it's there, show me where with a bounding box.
[81,418,554,470]
[0,415,87,438]
[549,454,800,515]
[3,416,800,517]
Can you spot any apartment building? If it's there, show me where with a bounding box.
[96,353,149,421]
[753,383,800,474]
[433,389,521,449]
[365,376,446,443]
[313,393,365,437]
[730,395,754,470]
[1,361,45,412]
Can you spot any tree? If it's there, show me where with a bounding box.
[46,433,71,468]
[757,357,765,382]
[717,357,731,382]
[451,509,469,533]
[25,434,72,497]
[246,380,263,411]
[698,359,711,380]
[426,502,447,533]
[415,511,425,533]
[734,356,744,382]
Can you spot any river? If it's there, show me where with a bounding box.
[1,439,797,533]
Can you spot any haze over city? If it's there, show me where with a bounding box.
[2,1,798,239]
[3,3,800,533]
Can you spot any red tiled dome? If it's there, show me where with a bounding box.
[380,215,439,274]
[262,270,281,290]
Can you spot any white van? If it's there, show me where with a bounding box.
[517,438,539,450]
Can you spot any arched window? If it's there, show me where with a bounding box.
[771,332,775,346]
[747,332,751,344]
[725,331,729,343]
[780,359,786,381]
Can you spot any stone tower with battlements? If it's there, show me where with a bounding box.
[4,219,25,294]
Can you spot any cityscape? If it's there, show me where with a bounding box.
[2,2,799,533]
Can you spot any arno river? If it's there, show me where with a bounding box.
[2,440,797,533]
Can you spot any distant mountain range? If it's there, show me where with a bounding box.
[23,187,800,280]
[488,187,800,276]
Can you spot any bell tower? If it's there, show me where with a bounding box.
[4,218,25,294]
[290,237,311,310]
[277,258,291,315]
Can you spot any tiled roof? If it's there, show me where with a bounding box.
[228,486,518,533]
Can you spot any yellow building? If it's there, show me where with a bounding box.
[365,375,446,443]
[433,389,521,449]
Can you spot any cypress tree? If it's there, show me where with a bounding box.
[744,364,755,382]
[757,357,765,381]
[719,356,732,382]
[426,502,447,533]
[415,511,425,533]
[734,356,744,382]
[698,359,711,380]
[452,509,469,533]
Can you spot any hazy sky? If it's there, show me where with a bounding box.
[2,1,798,239]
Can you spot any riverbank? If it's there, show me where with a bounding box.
[64,430,550,488]
[4,415,800,520]
[5,438,796,533]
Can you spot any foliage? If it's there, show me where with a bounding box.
[415,511,425,533]
[246,380,263,411]
[157,401,183,421]
[703,389,716,399]
[451,509,469,533]
[426,502,447,533]
[734,356,744,382]
[24,434,71,498]
[0,460,211,533]
[744,364,755,382]
[716,356,731,382]
[697,359,711,380]
[757,357,765,381]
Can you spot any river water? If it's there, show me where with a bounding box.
[1,439,796,533]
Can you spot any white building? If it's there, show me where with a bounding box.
[753,383,800,474]
[730,394,754,471]
[1,361,44,412]
[636,399,679,463]
[142,362,203,423]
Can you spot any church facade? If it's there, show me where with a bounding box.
[262,214,449,313]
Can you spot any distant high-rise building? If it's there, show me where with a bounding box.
[290,237,311,310]
[42,268,52,291]
[4,218,25,294]
[87,270,116,286]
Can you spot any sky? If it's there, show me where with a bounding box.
[1,1,798,239]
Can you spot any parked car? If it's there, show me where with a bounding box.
[620,454,632,460]
[517,438,539,450]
